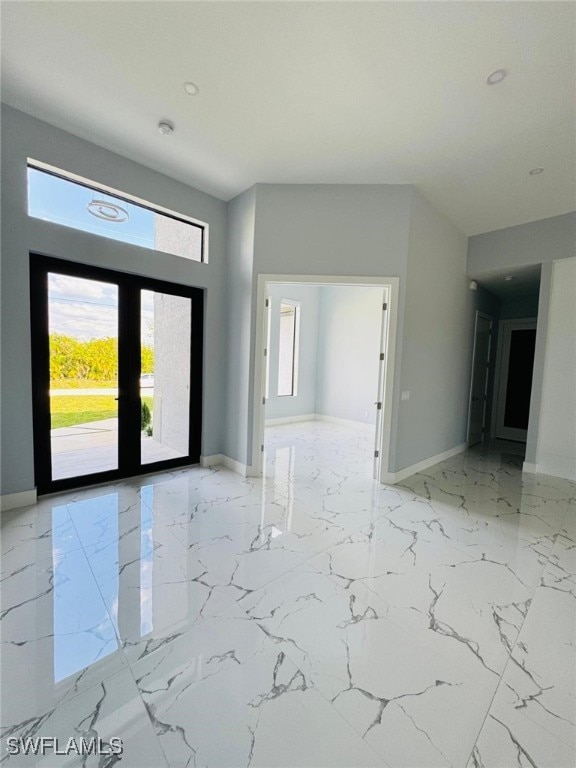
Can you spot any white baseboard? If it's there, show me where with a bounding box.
[221,455,248,477]
[200,454,223,468]
[522,462,538,474]
[381,442,468,485]
[1,488,37,512]
[265,414,316,426]
[529,455,576,483]
[314,414,375,433]
[200,454,248,477]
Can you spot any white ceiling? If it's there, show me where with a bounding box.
[1,1,575,235]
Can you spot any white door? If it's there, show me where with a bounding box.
[495,318,537,442]
[467,312,493,446]
[373,294,389,479]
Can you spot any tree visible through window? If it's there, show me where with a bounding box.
[278,302,299,396]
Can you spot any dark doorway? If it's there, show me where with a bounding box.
[495,318,537,443]
[503,328,537,430]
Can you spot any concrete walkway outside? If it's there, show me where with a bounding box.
[51,417,182,480]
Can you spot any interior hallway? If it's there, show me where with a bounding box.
[1,423,574,766]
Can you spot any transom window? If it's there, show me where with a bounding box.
[27,161,207,263]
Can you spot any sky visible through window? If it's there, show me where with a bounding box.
[48,273,153,342]
[30,166,205,340]
[28,167,155,248]
[28,166,205,266]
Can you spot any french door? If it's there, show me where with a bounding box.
[30,255,203,494]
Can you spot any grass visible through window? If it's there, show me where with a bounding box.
[51,395,153,429]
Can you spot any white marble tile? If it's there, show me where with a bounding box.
[1,547,127,735]
[560,500,576,544]
[2,426,574,767]
[0,499,83,571]
[465,533,576,765]
[310,514,536,677]
[0,669,168,767]
[240,563,497,767]
[468,710,576,768]
[132,614,386,768]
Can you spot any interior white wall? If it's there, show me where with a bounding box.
[534,257,576,481]
[0,105,228,497]
[397,189,473,470]
[265,284,320,421]
[316,285,383,426]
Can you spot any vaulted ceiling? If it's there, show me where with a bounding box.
[2,1,574,235]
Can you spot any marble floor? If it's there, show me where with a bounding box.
[1,421,575,767]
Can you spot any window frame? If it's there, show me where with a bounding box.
[277,299,300,398]
[27,159,209,263]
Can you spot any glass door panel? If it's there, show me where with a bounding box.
[31,255,203,494]
[140,290,191,465]
[48,273,119,481]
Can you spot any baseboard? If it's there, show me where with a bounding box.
[265,414,317,426]
[0,488,37,512]
[522,462,538,474]
[314,414,375,433]
[200,454,223,468]
[381,442,468,485]
[530,455,576,483]
[200,454,248,477]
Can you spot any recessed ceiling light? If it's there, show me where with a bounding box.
[158,120,174,136]
[184,82,199,96]
[486,69,507,86]
[504,276,514,281]
[529,167,544,176]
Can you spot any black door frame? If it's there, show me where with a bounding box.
[30,253,204,495]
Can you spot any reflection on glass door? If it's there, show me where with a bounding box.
[48,273,119,480]
[140,290,192,465]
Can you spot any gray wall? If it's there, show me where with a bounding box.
[526,263,553,464]
[396,189,473,469]
[468,212,575,472]
[467,212,576,275]
[244,183,412,471]
[265,284,320,421]
[499,292,540,319]
[225,182,474,474]
[316,285,383,425]
[223,187,256,463]
[0,105,228,496]
[153,293,192,454]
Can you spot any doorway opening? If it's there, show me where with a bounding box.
[493,318,537,443]
[30,255,204,494]
[467,264,541,459]
[252,275,398,483]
